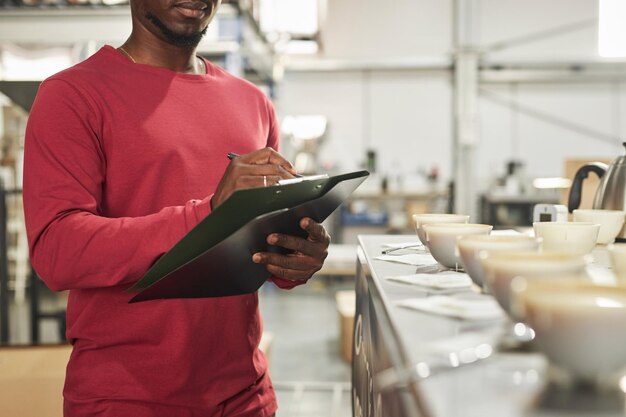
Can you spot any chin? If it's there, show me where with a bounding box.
[146,11,209,48]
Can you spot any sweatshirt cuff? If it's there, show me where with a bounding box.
[270,276,309,290]
[191,194,214,223]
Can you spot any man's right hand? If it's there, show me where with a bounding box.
[211,147,298,209]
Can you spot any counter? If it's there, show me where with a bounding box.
[353,234,623,417]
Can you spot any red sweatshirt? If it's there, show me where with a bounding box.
[24,45,297,417]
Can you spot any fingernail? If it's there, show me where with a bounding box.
[268,234,278,244]
[253,254,262,263]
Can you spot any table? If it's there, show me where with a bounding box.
[317,243,358,277]
[353,234,623,417]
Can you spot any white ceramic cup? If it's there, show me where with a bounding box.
[533,221,600,254]
[422,223,492,269]
[412,213,470,246]
[456,235,541,289]
[515,279,626,381]
[573,209,626,245]
[608,242,626,280]
[481,251,589,319]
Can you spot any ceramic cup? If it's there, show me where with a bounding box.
[456,235,541,289]
[533,222,600,255]
[412,213,470,246]
[481,251,589,319]
[573,209,626,245]
[515,278,626,381]
[422,223,492,269]
[608,243,626,280]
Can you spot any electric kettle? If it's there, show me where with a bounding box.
[568,142,626,240]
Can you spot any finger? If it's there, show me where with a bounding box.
[230,162,296,181]
[267,233,328,259]
[253,252,315,272]
[227,175,266,189]
[263,175,283,186]
[265,149,297,174]
[265,264,315,281]
[239,148,297,175]
[213,150,295,208]
[228,171,288,189]
[252,253,321,281]
[300,218,331,244]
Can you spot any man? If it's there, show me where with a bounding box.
[22,1,330,416]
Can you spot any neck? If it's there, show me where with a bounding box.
[121,31,203,74]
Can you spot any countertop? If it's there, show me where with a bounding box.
[355,234,623,417]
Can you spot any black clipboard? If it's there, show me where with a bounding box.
[127,170,369,302]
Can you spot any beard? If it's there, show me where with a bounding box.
[146,12,208,48]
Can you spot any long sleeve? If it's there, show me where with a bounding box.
[23,79,213,291]
[28,47,284,413]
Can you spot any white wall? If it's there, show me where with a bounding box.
[368,70,452,179]
[320,0,452,58]
[277,70,453,181]
[479,83,623,180]
[477,0,598,61]
[276,0,626,195]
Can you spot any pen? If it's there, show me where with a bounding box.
[227,152,303,178]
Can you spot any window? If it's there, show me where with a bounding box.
[598,0,626,57]
[259,0,322,54]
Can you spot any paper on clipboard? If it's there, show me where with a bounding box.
[277,174,329,185]
[127,170,369,302]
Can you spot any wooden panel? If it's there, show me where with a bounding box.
[561,158,612,217]
[0,344,71,417]
[336,290,355,363]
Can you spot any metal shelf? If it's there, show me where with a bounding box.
[0,3,276,82]
[0,6,132,43]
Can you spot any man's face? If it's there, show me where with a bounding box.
[130,0,222,48]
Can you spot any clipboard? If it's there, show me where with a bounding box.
[128,170,369,302]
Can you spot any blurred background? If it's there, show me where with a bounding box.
[0,1,624,416]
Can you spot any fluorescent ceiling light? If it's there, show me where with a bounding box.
[260,0,318,36]
[278,40,319,55]
[532,177,572,189]
[598,0,626,57]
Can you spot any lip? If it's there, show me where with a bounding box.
[173,1,210,19]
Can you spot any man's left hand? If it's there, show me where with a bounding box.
[252,218,330,281]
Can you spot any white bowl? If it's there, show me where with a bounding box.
[481,251,589,319]
[412,213,469,246]
[516,279,626,380]
[456,235,541,288]
[423,223,492,269]
[533,222,600,254]
[573,209,626,245]
[608,243,626,280]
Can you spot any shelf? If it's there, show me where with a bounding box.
[481,193,560,204]
[0,3,276,83]
[0,6,132,43]
[350,190,447,201]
